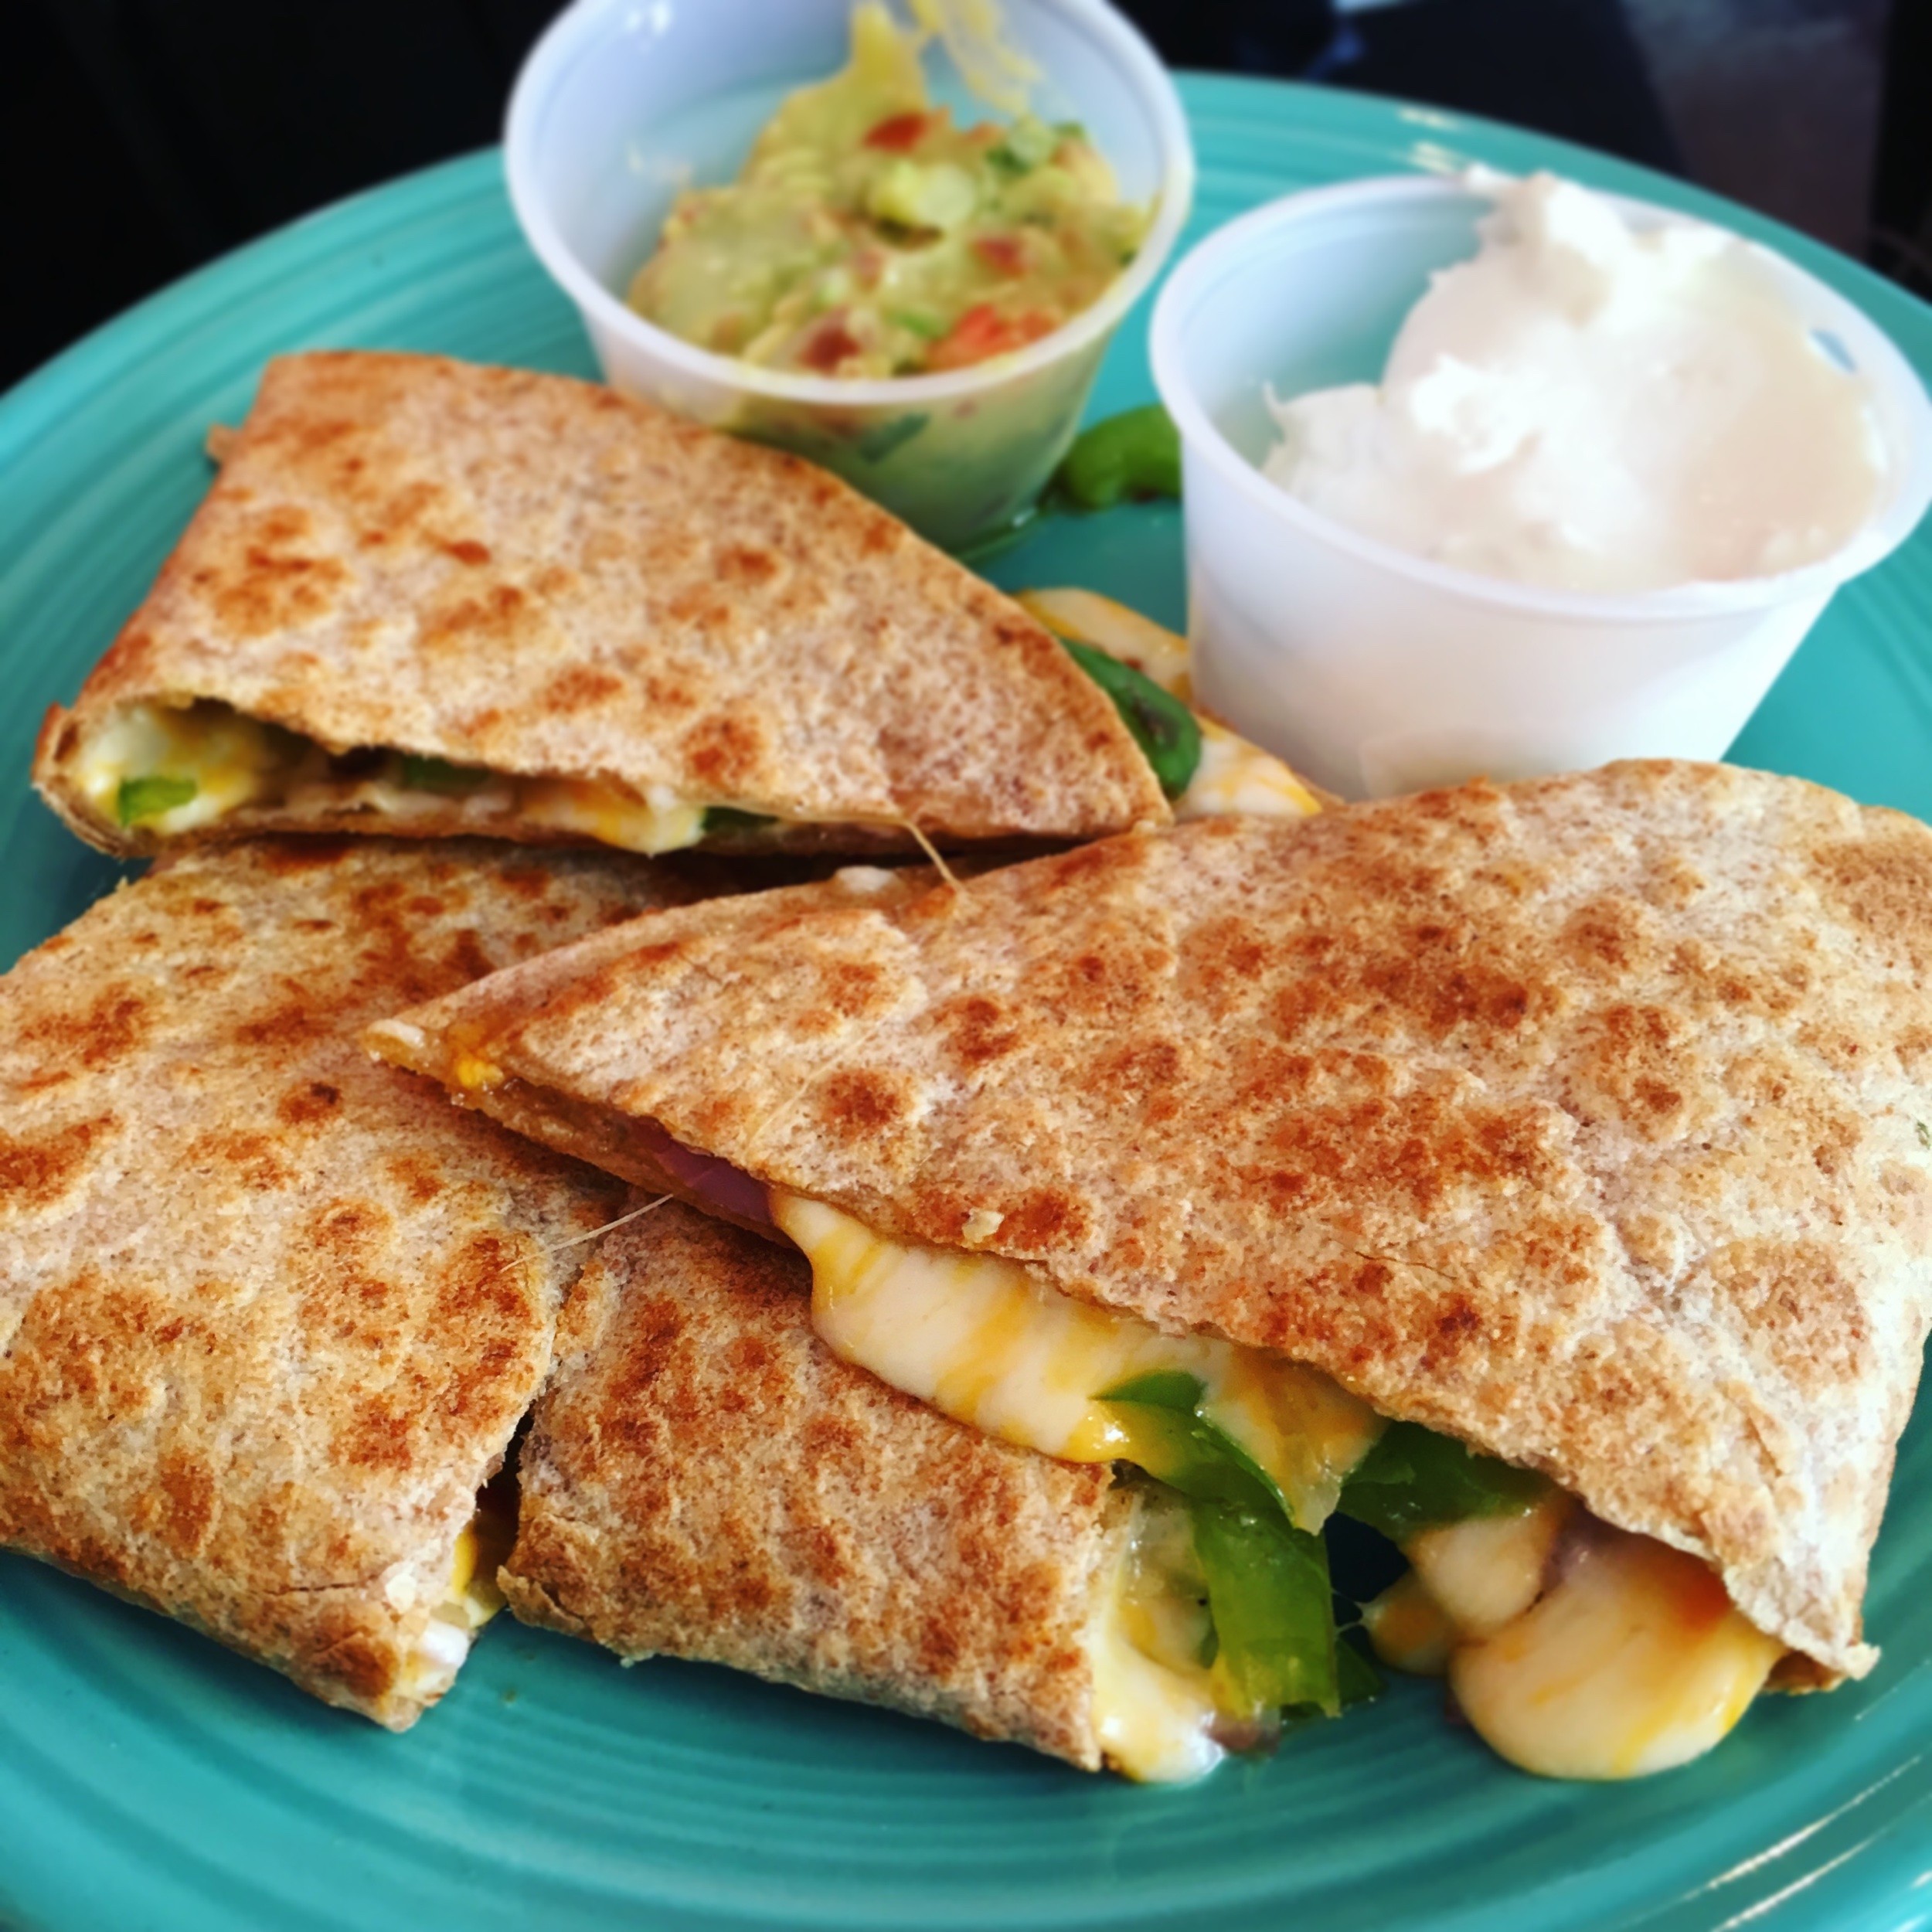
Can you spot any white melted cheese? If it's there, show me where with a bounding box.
[1447,1521,1784,1780]
[1369,1502,1783,1780]
[772,1190,1379,1532]
[1014,588,1324,824]
[1016,588,1196,699]
[1360,1570,1455,1677]
[1408,1490,1573,1638]
[1092,1490,1226,1782]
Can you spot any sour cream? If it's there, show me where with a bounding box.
[1261,169,1887,594]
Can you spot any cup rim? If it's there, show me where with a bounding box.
[504,0,1197,410]
[1150,172,1932,625]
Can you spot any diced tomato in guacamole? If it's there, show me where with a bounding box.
[626,2,1148,379]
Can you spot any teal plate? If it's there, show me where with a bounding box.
[4,76,1932,1932]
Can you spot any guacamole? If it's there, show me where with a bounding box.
[628,2,1148,379]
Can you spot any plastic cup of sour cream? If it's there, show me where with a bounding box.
[1149,175,1932,800]
[506,0,1192,555]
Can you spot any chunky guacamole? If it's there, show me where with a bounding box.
[628,2,1148,379]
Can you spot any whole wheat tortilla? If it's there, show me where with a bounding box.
[369,762,1932,1682]
[502,1199,1127,1767]
[32,351,1167,858]
[0,836,709,1728]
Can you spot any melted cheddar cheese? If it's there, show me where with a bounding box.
[773,1190,1379,1532]
[518,777,706,855]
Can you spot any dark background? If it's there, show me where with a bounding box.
[5,0,1928,396]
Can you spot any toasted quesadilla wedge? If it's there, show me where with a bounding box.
[32,352,1168,860]
[370,763,1932,1775]
[0,836,712,1728]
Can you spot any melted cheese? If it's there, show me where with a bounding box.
[1362,1570,1455,1677]
[396,1508,512,1702]
[1448,1523,1784,1780]
[73,703,717,855]
[1016,588,1195,699]
[1182,722,1325,823]
[518,777,706,856]
[74,702,300,835]
[1014,589,1323,823]
[773,1191,1379,1530]
[1092,1491,1225,1782]
[1407,1491,1572,1638]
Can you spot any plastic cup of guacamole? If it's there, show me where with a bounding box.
[507,0,1193,553]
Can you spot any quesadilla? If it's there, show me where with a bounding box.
[369,762,1932,1777]
[501,1198,1192,1774]
[32,351,1168,860]
[0,835,708,1728]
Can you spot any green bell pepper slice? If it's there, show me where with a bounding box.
[399,753,492,794]
[1337,1420,1549,1540]
[1054,403,1182,510]
[1060,638,1201,800]
[116,774,198,826]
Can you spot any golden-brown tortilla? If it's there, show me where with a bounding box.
[502,1199,1127,1767]
[369,763,1932,1682]
[0,837,709,1728]
[32,351,1167,858]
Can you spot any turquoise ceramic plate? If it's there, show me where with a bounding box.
[4,77,1932,1932]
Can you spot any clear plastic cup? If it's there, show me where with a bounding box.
[505,0,1193,554]
[1150,175,1932,800]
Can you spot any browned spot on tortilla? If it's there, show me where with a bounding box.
[0,1116,111,1207]
[303,1615,393,1704]
[816,1070,906,1136]
[186,1128,294,1190]
[385,1152,445,1204]
[716,544,779,585]
[940,994,1019,1068]
[543,665,624,713]
[22,986,152,1071]
[234,995,329,1049]
[258,838,356,875]
[682,710,767,792]
[999,1188,1090,1250]
[277,1080,342,1127]
[1815,827,1932,972]
[1560,894,1654,980]
[154,1451,216,1556]
[342,1396,417,1472]
[443,929,494,985]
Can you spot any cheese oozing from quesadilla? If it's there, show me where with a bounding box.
[772,1190,1786,1781]
[400,1490,518,1702]
[1092,1488,1236,1782]
[73,700,723,855]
